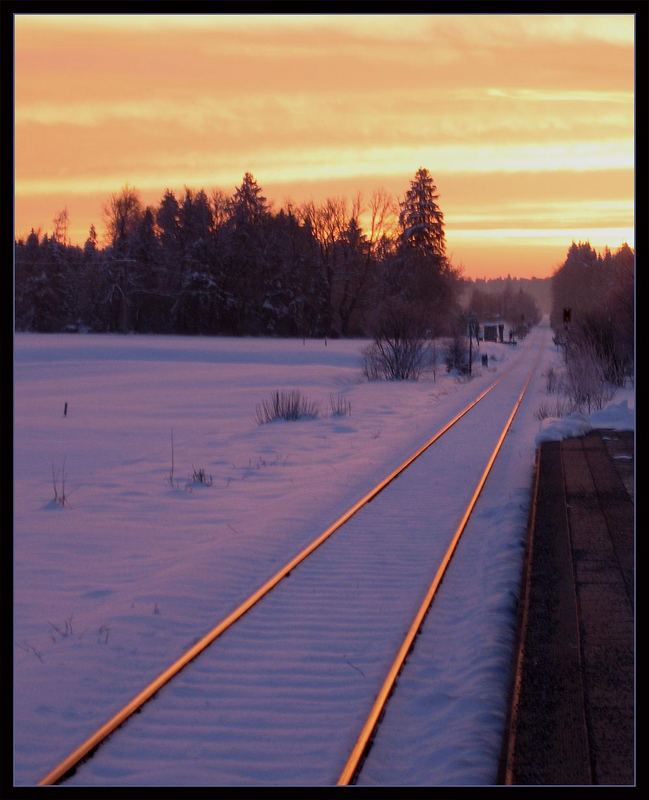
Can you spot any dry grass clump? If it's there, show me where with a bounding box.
[329,392,351,417]
[256,390,320,424]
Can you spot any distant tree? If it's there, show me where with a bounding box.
[210,188,231,230]
[332,214,372,335]
[216,173,272,333]
[550,241,600,330]
[333,190,399,336]
[167,188,223,334]
[179,187,213,251]
[256,206,325,336]
[227,172,270,228]
[298,195,379,336]
[551,241,634,384]
[16,227,88,331]
[83,224,98,258]
[15,230,40,329]
[366,188,398,260]
[102,185,144,331]
[77,244,110,331]
[156,189,182,256]
[379,168,460,335]
[103,185,143,254]
[466,275,552,316]
[468,279,540,335]
[52,207,70,247]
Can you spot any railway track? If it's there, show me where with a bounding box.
[39,337,544,787]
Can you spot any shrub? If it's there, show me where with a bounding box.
[256,390,320,424]
[571,310,631,387]
[566,337,615,413]
[330,392,351,417]
[535,396,575,420]
[191,466,213,486]
[445,329,470,375]
[363,304,432,381]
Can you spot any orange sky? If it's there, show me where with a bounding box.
[14,13,634,278]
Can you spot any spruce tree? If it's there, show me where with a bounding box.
[227,172,269,228]
[397,167,446,259]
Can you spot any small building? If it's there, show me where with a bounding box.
[482,321,505,343]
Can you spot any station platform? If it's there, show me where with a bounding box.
[500,429,634,786]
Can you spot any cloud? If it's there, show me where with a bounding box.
[16,85,633,133]
[450,199,633,229]
[448,227,634,246]
[18,13,634,46]
[15,137,634,198]
[16,14,633,104]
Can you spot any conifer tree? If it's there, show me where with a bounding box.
[397,167,446,259]
[227,172,269,228]
[83,224,98,258]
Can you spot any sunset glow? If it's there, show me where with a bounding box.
[14,13,635,278]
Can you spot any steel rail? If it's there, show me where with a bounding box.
[337,363,537,786]
[500,446,541,785]
[38,371,508,786]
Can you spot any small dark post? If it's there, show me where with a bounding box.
[467,315,478,376]
[468,328,472,375]
[562,308,571,363]
[63,402,68,417]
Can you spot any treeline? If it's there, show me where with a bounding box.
[551,241,634,385]
[463,275,551,315]
[464,281,543,337]
[15,169,463,338]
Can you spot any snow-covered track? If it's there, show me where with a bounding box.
[38,346,539,787]
[338,363,537,785]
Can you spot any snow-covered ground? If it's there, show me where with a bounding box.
[13,325,633,786]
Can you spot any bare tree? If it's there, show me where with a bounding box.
[365,188,398,259]
[299,197,349,336]
[210,188,231,230]
[566,334,615,413]
[103,185,143,253]
[52,207,70,246]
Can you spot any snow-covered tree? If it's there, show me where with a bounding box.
[377,168,459,334]
[397,167,446,259]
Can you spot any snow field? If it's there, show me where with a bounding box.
[64,351,539,786]
[13,327,632,785]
